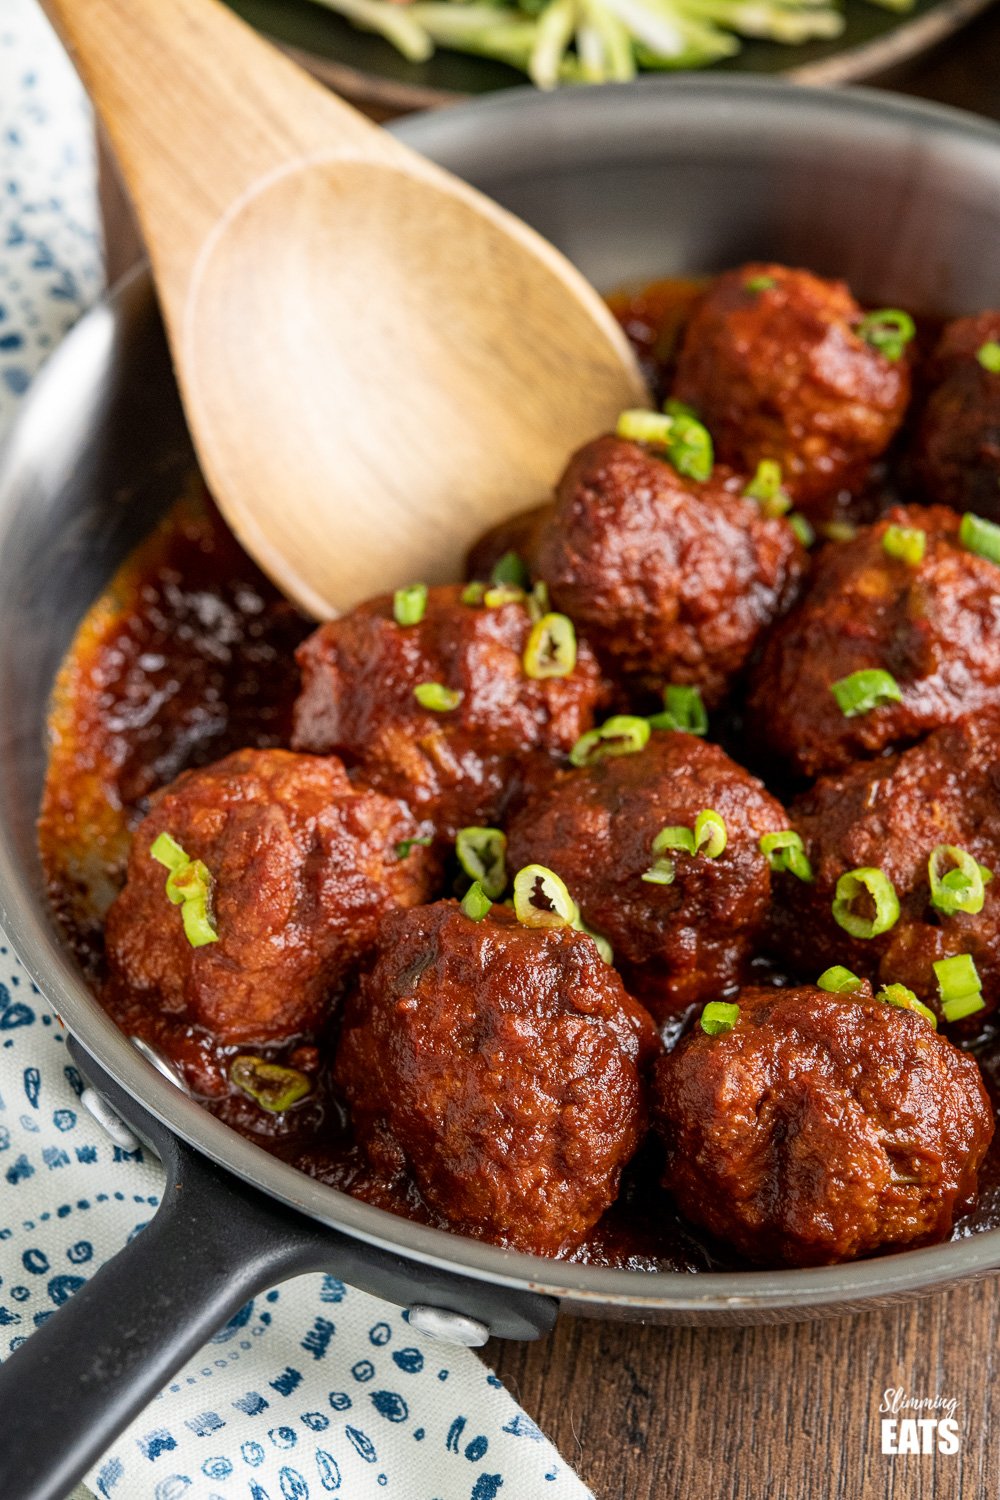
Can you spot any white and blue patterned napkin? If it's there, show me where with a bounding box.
[0,6,592,1497]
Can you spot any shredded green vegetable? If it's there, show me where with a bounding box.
[300,0,862,85]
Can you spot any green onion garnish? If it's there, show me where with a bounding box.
[959,511,1000,565]
[882,525,926,566]
[512,864,576,929]
[483,583,526,608]
[832,866,900,939]
[877,983,938,1029]
[642,810,727,882]
[700,1001,740,1035]
[491,550,530,589]
[663,398,699,423]
[460,880,493,922]
[788,513,816,548]
[616,409,673,446]
[928,844,993,917]
[396,834,433,859]
[414,682,463,712]
[830,668,903,718]
[744,459,791,519]
[977,341,1000,374]
[817,965,863,993]
[150,833,219,948]
[648,683,708,736]
[760,830,813,883]
[856,308,915,362]
[461,581,486,606]
[934,952,986,1023]
[526,580,550,624]
[456,826,508,901]
[822,521,858,543]
[569,714,650,768]
[230,1056,311,1113]
[393,582,427,626]
[694,809,727,858]
[744,275,776,293]
[523,612,576,679]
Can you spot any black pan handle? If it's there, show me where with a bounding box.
[0,1043,556,1500]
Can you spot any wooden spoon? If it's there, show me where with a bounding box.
[43,0,647,618]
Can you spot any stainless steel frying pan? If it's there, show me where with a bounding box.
[1,76,1000,1500]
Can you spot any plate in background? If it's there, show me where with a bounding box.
[227,0,997,114]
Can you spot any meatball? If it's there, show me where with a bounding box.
[506,733,787,1016]
[653,985,993,1266]
[769,713,1000,1019]
[672,263,911,514]
[465,501,553,585]
[335,900,657,1256]
[914,312,1000,517]
[748,504,1000,777]
[104,749,437,1046]
[292,584,605,837]
[531,434,805,706]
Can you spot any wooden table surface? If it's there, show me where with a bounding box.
[95,13,1000,1498]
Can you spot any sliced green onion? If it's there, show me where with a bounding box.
[651,825,697,857]
[648,683,708,736]
[461,880,493,922]
[180,889,220,948]
[414,682,463,712]
[396,834,433,859]
[664,409,714,482]
[934,952,986,1023]
[832,867,900,939]
[640,858,677,886]
[491,550,530,589]
[856,308,915,362]
[959,511,1000,565]
[694,809,727,858]
[928,844,993,917]
[744,275,776,293]
[461,581,486,606]
[616,408,673,445]
[456,826,508,900]
[882,525,926,566]
[822,520,857,543]
[817,965,862,993]
[512,864,576,929]
[789,513,815,548]
[744,459,791,519]
[569,714,650,768]
[230,1056,311,1113]
[700,1001,740,1035]
[526,579,550,624]
[165,857,210,907]
[393,582,427,626]
[760,830,813,882]
[977,341,1000,374]
[663,398,699,423]
[830,668,903,718]
[150,831,189,874]
[523,612,577,679]
[878,983,938,1029]
[483,583,526,608]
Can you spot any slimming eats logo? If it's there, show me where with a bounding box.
[879,1388,960,1454]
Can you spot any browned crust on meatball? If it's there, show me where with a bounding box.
[653,985,993,1267]
[506,733,787,1016]
[532,434,806,706]
[672,263,911,514]
[914,312,1000,517]
[104,748,437,1045]
[291,583,607,837]
[335,901,658,1256]
[747,503,1000,777]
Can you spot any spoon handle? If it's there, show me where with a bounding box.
[40,0,401,307]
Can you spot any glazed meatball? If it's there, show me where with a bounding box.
[104,749,437,1046]
[748,504,1000,778]
[465,501,553,584]
[335,901,657,1256]
[506,733,787,1016]
[672,263,911,514]
[531,434,805,706]
[769,713,1000,1019]
[292,584,605,837]
[914,312,1000,517]
[653,986,993,1266]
